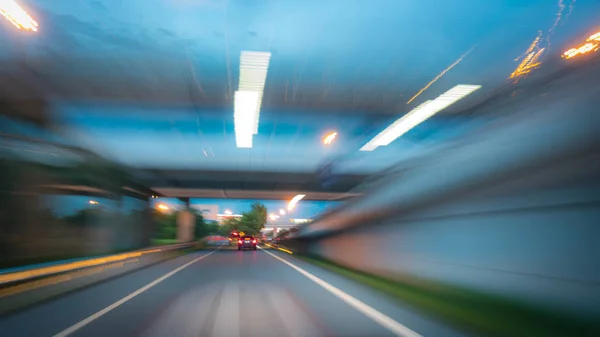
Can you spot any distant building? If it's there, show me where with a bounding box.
[216,213,242,224]
[192,204,219,222]
[290,218,312,225]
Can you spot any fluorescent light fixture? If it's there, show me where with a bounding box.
[0,0,38,32]
[360,84,481,151]
[287,194,306,211]
[234,51,271,147]
[234,90,260,148]
[359,142,380,152]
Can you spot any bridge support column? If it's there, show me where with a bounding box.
[177,198,195,242]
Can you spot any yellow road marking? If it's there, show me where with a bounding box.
[0,259,138,298]
[261,243,293,254]
[0,248,164,284]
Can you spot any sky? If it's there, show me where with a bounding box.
[43,194,338,220]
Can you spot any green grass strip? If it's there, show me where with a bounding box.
[298,254,600,337]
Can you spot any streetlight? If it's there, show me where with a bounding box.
[287,194,305,211]
[89,200,99,205]
[323,131,337,145]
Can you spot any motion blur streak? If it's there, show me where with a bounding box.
[406,45,476,105]
[509,33,545,81]
[0,252,142,284]
[0,249,160,284]
[1,1,600,336]
[288,194,306,210]
[563,31,600,59]
[567,0,577,20]
[323,132,337,145]
[546,0,566,48]
[0,0,38,31]
[0,259,136,298]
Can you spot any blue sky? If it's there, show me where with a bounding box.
[43,194,337,219]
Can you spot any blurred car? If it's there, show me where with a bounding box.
[228,231,240,245]
[238,236,257,251]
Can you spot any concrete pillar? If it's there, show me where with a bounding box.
[177,211,195,242]
[140,196,152,247]
[177,198,195,242]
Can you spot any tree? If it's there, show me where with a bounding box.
[153,210,178,240]
[218,202,268,237]
[190,209,207,239]
[250,202,267,226]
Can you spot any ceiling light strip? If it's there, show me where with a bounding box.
[234,90,261,148]
[234,51,271,148]
[0,0,38,31]
[360,84,481,151]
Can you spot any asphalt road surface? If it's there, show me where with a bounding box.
[0,247,471,337]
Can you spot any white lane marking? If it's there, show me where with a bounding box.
[53,250,217,337]
[260,248,422,337]
[211,283,240,337]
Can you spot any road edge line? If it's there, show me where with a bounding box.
[259,247,422,337]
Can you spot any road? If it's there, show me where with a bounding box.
[0,247,470,337]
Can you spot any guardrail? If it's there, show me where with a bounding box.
[0,241,200,316]
[0,242,196,286]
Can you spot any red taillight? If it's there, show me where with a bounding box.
[252,239,256,244]
[238,240,242,244]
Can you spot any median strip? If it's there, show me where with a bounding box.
[0,242,202,316]
[0,259,138,299]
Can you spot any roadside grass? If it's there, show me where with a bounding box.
[298,254,600,337]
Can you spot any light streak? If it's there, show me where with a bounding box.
[323,132,337,145]
[546,0,566,49]
[566,0,576,21]
[0,0,38,31]
[406,45,476,105]
[562,31,600,59]
[287,194,305,211]
[515,31,542,62]
[509,33,546,82]
[362,85,481,150]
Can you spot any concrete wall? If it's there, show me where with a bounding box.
[308,176,600,317]
[301,60,600,318]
